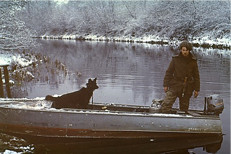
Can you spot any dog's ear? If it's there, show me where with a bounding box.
[94,78,97,82]
[88,79,92,83]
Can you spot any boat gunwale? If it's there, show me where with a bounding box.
[0,104,221,120]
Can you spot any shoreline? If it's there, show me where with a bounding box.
[34,34,231,50]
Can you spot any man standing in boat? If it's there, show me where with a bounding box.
[161,41,200,113]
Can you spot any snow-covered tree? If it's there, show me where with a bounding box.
[1,0,230,48]
[0,0,37,51]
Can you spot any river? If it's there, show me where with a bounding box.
[0,40,230,153]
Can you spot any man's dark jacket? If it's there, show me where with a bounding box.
[163,52,200,94]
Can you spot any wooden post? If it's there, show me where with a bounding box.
[0,67,4,97]
[3,65,11,98]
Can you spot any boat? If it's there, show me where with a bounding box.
[0,95,224,139]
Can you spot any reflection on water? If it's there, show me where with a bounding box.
[0,132,223,154]
[7,40,230,153]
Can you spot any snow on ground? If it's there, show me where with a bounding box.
[0,53,35,67]
[40,34,231,49]
[11,55,34,67]
[0,54,12,66]
[0,52,38,85]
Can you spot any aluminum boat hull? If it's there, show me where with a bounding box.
[0,99,222,139]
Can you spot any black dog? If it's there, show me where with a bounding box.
[45,78,99,109]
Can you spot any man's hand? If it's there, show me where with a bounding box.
[164,87,169,93]
[194,91,199,98]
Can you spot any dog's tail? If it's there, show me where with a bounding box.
[45,95,58,101]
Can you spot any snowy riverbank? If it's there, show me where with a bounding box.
[0,50,67,86]
[0,52,37,84]
[38,34,231,50]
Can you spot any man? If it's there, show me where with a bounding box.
[161,41,200,113]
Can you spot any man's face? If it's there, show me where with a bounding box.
[181,47,189,57]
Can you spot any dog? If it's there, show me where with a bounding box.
[45,78,99,109]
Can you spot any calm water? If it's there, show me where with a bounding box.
[1,40,230,153]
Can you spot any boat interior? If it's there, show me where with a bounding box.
[87,102,219,118]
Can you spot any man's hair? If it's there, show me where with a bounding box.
[179,41,193,51]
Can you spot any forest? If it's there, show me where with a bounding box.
[0,0,230,51]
